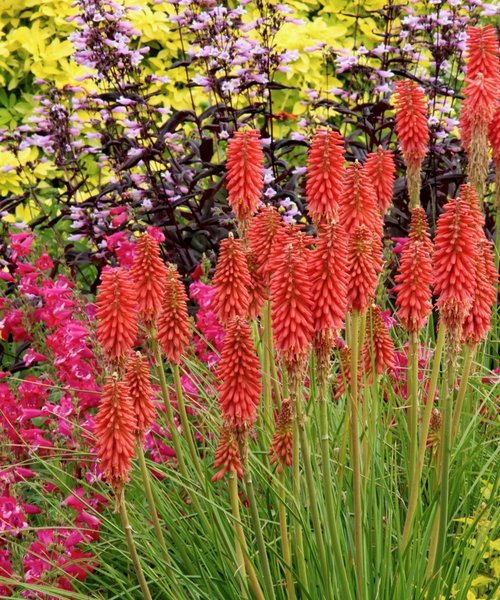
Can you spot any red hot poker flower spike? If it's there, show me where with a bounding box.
[95,376,137,492]
[212,426,244,482]
[347,225,379,314]
[247,205,283,285]
[269,400,293,473]
[246,250,267,320]
[465,25,500,82]
[394,80,429,169]
[340,161,382,236]
[96,267,138,362]
[157,265,191,364]
[226,129,264,230]
[271,238,314,368]
[488,106,500,167]
[434,197,478,334]
[362,305,395,376]
[363,147,395,213]
[395,208,433,333]
[461,241,498,346]
[306,129,345,225]
[130,232,167,326]
[125,352,156,439]
[217,317,261,428]
[213,235,251,325]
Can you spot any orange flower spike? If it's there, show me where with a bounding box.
[395,207,433,333]
[270,238,314,367]
[310,222,349,335]
[213,235,251,325]
[465,25,500,82]
[157,264,191,364]
[95,375,137,491]
[226,129,264,230]
[96,267,138,363]
[130,233,167,326]
[346,225,379,314]
[217,317,261,428]
[462,241,498,346]
[393,80,429,169]
[434,198,478,333]
[363,147,395,212]
[459,183,485,233]
[340,161,382,236]
[125,352,156,439]
[363,305,395,376]
[306,129,345,225]
[212,426,244,482]
[488,106,500,166]
[247,205,283,284]
[246,250,268,320]
[269,400,293,473]
[462,75,497,130]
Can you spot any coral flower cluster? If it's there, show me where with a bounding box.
[363,147,396,213]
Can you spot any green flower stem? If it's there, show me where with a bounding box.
[429,351,457,595]
[264,301,282,409]
[295,383,328,583]
[408,331,419,484]
[319,375,353,600]
[451,344,475,442]
[228,473,264,600]
[118,495,153,600]
[262,301,274,431]
[241,447,277,600]
[349,310,364,600]
[401,322,446,552]
[277,470,295,600]
[171,362,203,481]
[136,442,175,578]
[292,416,308,591]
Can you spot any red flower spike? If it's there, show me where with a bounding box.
[459,183,485,233]
[157,265,191,364]
[213,235,251,325]
[212,426,244,482]
[271,238,314,367]
[362,305,395,376]
[247,250,267,320]
[395,208,433,333]
[130,233,167,326]
[461,74,497,131]
[96,268,138,362]
[306,129,345,225]
[462,241,498,346]
[95,376,137,491]
[434,198,478,333]
[465,25,500,82]
[217,317,261,428]
[310,222,349,335]
[247,205,283,285]
[393,80,429,168]
[269,400,293,473]
[488,106,500,165]
[226,129,264,229]
[363,147,395,212]
[340,161,382,236]
[346,225,379,314]
[125,352,156,439]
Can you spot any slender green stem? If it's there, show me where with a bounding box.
[136,443,175,576]
[262,301,274,431]
[119,495,153,600]
[401,322,446,552]
[349,310,364,600]
[295,384,328,582]
[451,344,475,442]
[241,447,277,600]
[171,362,203,480]
[229,474,263,600]
[265,302,282,409]
[292,416,308,591]
[408,331,419,484]
[277,470,295,600]
[319,376,353,600]
[429,353,456,596]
